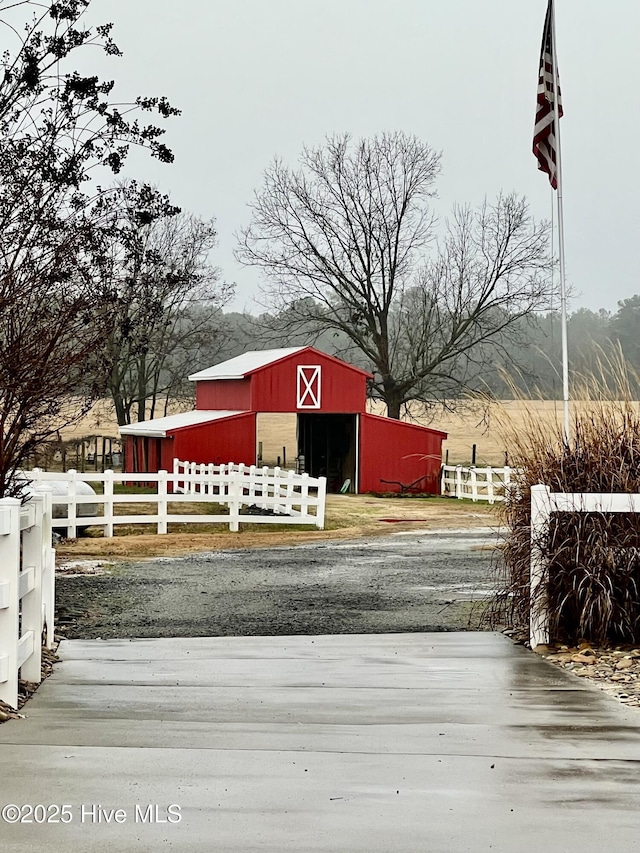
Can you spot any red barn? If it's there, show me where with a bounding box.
[120,347,447,494]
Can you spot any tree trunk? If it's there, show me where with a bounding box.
[386,397,402,419]
[112,391,129,426]
[136,353,147,423]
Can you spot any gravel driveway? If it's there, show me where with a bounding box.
[55,528,499,639]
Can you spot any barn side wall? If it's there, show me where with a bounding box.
[195,379,251,410]
[160,437,176,472]
[171,413,257,467]
[251,351,368,413]
[124,436,135,472]
[358,414,446,494]
[124,435,169,474]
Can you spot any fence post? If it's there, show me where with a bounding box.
[0,498,21,708]
[157,470,168,534]
[103,469,114,538]
[454,465,463,499]
[248,465,257,504]
[286,469,295,512]
[20,494,45,685]
[503,465,511,499]
[300,473,310,520]
[67,468,78,538]
[469,467,478,502]
[37,487,56,649]
[486,466,494,504]
[273,466,282,514]
[228,473,240,532]
[316,476,327,529]
[530,484,551,648]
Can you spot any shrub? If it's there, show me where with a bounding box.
[492,352,640,645]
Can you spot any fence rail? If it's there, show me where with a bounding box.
[26,463,327,537]
[0,490,56,709]
[441,464,513,504]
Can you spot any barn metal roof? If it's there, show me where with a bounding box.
[118,410,249,438]
[188,348,305,381]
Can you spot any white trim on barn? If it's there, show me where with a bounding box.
[119,410,249,438]
[296,365,321,409]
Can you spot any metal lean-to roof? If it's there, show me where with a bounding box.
[188,348,305,382]
[118,410,249,438]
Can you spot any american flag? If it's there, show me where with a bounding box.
[533,0,563,189]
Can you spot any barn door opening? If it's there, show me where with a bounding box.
[297,414,356,493]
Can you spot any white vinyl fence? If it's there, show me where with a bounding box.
[0,489,56,709]
[441,464,513,504]
[530,485,640,650]
[173,460,326,526]
[27,462,326,537]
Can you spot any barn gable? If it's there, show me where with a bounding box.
[190,347,372,414]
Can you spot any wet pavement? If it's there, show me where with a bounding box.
[1,631,640,851]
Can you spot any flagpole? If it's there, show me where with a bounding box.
[550,1,570,444]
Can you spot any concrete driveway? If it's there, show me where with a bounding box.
[1,632,639,851]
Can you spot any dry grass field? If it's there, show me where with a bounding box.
[367,399,572,466]
[56,397,577,467]
[430,400,569,466]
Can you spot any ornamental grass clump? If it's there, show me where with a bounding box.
[493,353,640,645]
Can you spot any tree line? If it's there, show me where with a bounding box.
[175,300,638,412]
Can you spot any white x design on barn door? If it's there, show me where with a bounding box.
[297,365,321,409]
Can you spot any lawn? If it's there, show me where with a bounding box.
[56,492,497,560]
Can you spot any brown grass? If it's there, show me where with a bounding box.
[489,355,640,645]
[56,493,496,560]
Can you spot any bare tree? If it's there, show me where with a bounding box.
[0,0,179,493]
[237,133,551,418]
[102,199,234,425]
[0,167,138,493]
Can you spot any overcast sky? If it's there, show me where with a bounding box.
[84,0,638,315]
